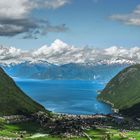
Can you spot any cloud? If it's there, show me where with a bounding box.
[110,4,140,26]
[0,18,36,37]
[30,0,70,9]
[22,20,68,39]
[0,0,70,38]
[0,0,30,19]
[1,39,140,65]
[32,40,139,64]
[0,0,70,18]
[0,45,22,61]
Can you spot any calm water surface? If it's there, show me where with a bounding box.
[15,78,112,115]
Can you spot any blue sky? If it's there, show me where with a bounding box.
[0,0,140,49]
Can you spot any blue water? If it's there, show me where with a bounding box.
[15,78,112,115]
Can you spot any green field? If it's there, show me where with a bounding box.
[85,128,140,140]
[0,118,140,140]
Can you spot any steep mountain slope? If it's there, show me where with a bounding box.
[0,67,45,116]
[98,64,140,117]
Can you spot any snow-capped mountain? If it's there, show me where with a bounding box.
[0,39,139,66]
[2,61,128,81]
[0,39,139,80]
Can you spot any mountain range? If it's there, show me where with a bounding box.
[1,40,140,117]
[2,61,128,80]
[0,39,139,80]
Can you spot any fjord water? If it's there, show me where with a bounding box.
[5,64,128,115]
[15,79,112,115]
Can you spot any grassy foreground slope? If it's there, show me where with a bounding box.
[0,67,45,116]
[98,64,140,117]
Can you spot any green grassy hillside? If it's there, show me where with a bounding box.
[98,64,140,117]
[0,67,45,116]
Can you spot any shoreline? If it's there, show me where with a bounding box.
[97,95,120,113]
[55,112,112,116]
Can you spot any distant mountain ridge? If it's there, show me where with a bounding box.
[98,64,140,117]
[2,61,128,81]
[0,67,45,116]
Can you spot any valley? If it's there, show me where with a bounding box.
[0,0,140,139]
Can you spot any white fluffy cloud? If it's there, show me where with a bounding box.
[0,0,30,19]
[0,46,23,65]
[0,39,140,65]
[0,0,70,19]
[110,4,140,26]
[32,40,140,64]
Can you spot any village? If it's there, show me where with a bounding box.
[2,111,140,139]
[33,112,140,136]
